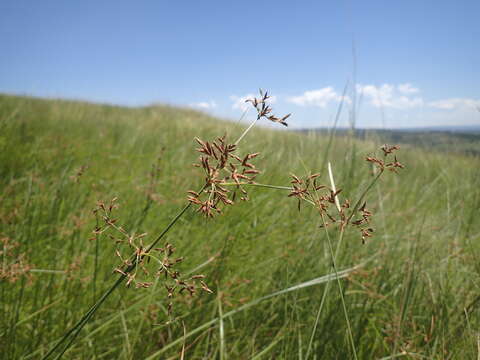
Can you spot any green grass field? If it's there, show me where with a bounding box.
[1,94,480,359]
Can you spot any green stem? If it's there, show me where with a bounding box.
[234,116,259,146]
[321,213,358,360]
[29,269,65,274]
[44,274,128,360]
[220,182,292,191]
[346,171,383,224]
[306,166,378,359]
[93,212,99,304]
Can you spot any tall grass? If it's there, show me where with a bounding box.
[1,93,480,359]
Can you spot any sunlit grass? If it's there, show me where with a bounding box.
[1,94,479,359]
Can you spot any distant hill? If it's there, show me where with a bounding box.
[295,127,480,156]
[391,125,480,134]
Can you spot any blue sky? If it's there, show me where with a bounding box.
[1,0,479,128]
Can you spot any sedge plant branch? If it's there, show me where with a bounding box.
[42,110,265,359]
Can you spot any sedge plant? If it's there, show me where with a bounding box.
[39,89,404,360]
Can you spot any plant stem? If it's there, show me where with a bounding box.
[234,116,259,146]
[346,171,383,224]
[220,182,291,191]
[306,164,379,359]
[321,213,358,360]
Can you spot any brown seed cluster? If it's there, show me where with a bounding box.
[187,90,291,217]
[366,144,405,173]
[93,198,211,316]
[188,136,260,217]
[351,202,375,244]
[69,164,88,183]
[288,173,375,242]
[137,154,164,204]
[289,173,347,223]
[0,236,33,284]
[289,145,404,243]
[246,89,291,126]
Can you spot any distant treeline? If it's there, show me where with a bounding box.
[295,128,480,156]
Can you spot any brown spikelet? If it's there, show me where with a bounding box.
[245,89,290,127]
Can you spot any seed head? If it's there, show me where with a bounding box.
[246,89,290,126]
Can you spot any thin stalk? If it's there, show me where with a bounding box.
[305,178,340,359]
[145,196,201,253]
[346,171,383,224]
[305,226,347,360]
[44,274,128,360]
[119,306,132,358]
[28,269,65,274]
[93,212,100,303]
[220,182,291,191]
[320,80,349,171]
[306,162,374,359]
[217,289,226,360]
[234,117,259,146]
[321,213,358,360]
[180,321,187,360]
[220,182,318,207]
[305,268,333,359]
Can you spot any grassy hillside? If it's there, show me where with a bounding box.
[1,94,480,359]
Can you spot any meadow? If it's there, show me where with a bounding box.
[1,93,479,359]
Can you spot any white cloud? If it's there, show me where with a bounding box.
[230,94,277,111]
[398,83,420,95]
[230,94,255,111]
[287,87,349,108]
[357,83,423,109]
[190,101,217,110]
[428,98,480,110]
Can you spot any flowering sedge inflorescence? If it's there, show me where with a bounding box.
[93,198,212,315]
[90,90,289,319]
[188,89,291,217]
[366,144,405,173]
[187,136,260,217]
[69,165,88,183]
[0,236,33,283]
[246,89,291,126]
[288,145,404,243]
